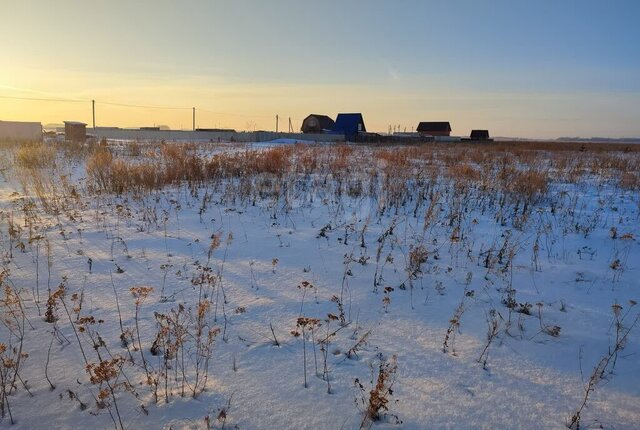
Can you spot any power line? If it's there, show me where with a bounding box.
[1,93,299,128]
[1,94,191,110]
[196,108,273,119]
[0,94,89,103]
[98,100,192,110]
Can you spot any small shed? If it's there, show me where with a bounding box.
[332,113,366,140]
[301,114,335,134]
[417,122,452,137]
[470,130,491,141]
[64,121,87,142]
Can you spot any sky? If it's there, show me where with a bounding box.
[1,0,639,138]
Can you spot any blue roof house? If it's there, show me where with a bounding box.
[332,113,366,141]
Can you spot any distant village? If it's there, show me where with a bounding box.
[0,112,494,143]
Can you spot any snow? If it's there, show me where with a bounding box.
[0,142,639,429]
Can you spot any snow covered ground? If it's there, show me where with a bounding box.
[0,141,638,429]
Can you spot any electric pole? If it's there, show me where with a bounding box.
[276,114,279,133]
[192,107,196,131]
[92,99,96,129]
[288,117,293,133]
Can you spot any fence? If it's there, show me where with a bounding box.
[91,128,345,143]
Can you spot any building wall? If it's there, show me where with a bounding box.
[419,130,450,137]
[0,120,42,141]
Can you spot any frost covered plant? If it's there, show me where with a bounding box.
[130,286,153,387]
[407,245,428,280]
[292,316,321,388]
[296,280,316,315]
[86,356,126,430]
[331,295,347,327]
[6,211,26,260]
[74,308,129,430]
[44,283,65,323]
[0,270,30,413]
[0,343,29,424]
[609,257,624,283]
[382,286,394,313]
[372,232,385,293]
[536,302,561,338]
[161,305,188,397]
[319,314,340,394]
[152,302,218,401]
[210,232,231,323]
[443,289,474,356]
[347,329,372,360]
[567,300,639,429]
[151,311,179,403]
[204,395,233,430]
[190,300,220,397]
[477,309,501,369]
[405,244,428,308]
[354,354,399,428]
[608,300,637,374]
[340,253,354,308]
[159,263,173,302]
[28,233,45,310]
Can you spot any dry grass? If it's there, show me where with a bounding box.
[15,142,56,169]
[78,141,639,212]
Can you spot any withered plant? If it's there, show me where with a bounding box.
[567,301,639,429]
[443,289,474,356]
[354,354,399,429]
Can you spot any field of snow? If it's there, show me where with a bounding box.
[0,140,639,429]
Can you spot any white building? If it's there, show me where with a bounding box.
[0,120,43,141]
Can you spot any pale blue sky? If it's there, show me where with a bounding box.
[1,0,639,137]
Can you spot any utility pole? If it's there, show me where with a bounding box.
[288,117,293,133]
[92,99,96,129]
[276,114,279,133]
[192,107,196,131]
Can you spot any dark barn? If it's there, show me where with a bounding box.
[470,129,491,141]
[332,113,366,141]
[301,114,335,134]
[64,121,87,142]
[417,121,452,137]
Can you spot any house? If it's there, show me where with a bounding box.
[0,120,42,141]
[64,121,87,142]
[417,121,452,137]
[332,113,366,140]
[301,114,335,134]
[470,130,492,141]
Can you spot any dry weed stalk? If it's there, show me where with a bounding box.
[477,309,501,369]
[443,290,474,356]
[292,316,321,388]
[567,301,639,429]
[354,354,399,428]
